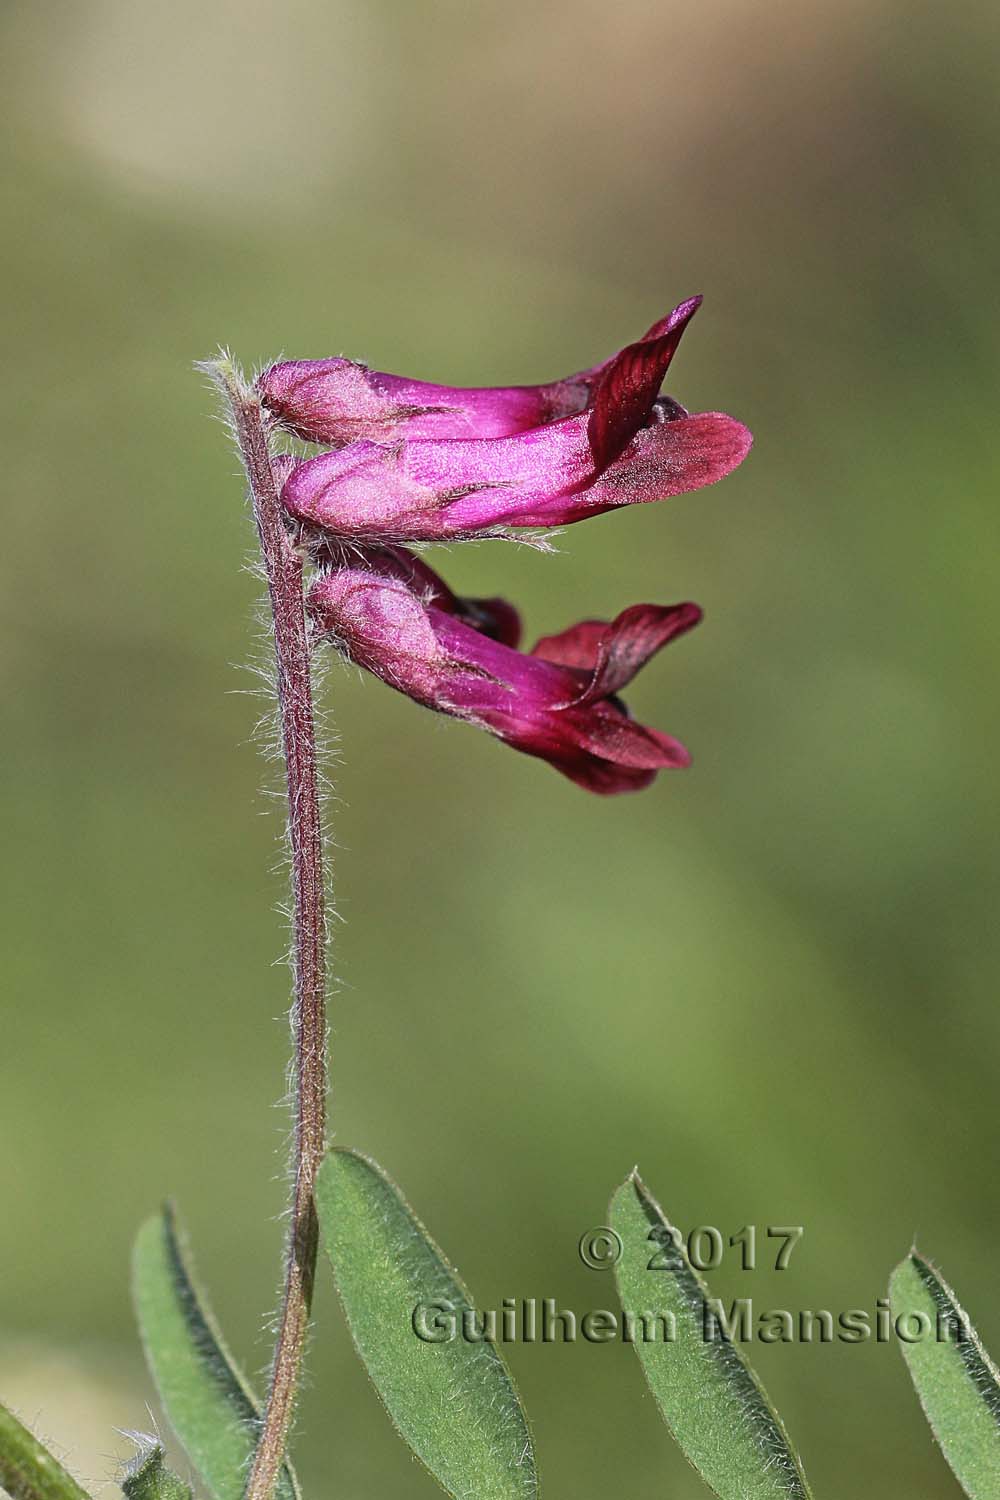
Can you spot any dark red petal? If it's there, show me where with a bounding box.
[530,602,702,706]
[586,295,702,473]
[480,410,751,531]
[455,596,523,648]
[541,703,692,793]
[575,601,702,705]
[549,757,660,794]
[530,619,607,671]
[569,704,692,770]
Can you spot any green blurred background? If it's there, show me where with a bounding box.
[2,2,998,1497]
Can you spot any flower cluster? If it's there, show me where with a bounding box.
[260,297,751,793]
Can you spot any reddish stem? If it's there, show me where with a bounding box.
[210,360,327,1500]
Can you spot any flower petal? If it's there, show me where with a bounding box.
[363,547,523,645]
[257,300,700,447]
[309,559,696,795]
[282,405,750,542]
[309,544,523,647]
[543,705,692,793]
[565,702,693,770]
[551,758,661,794]
[494,411,752,530]
[530,619,607,672]
[308,567,446,701]
[533,604,701,696]
[586,296,702,472]
[258,358,595,446]
[577,602,703,705]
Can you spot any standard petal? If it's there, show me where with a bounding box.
[258,298,705,448]
[574,602,703,704]
[257,299,704,447]
[258,358,595,446]
[586,296,701,472]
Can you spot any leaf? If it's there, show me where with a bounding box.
[120,1438,192,1500]
[131,1205,300,1500]
[890,1250,1000,1497]
[0,1399,92,1500]
[609,1169,811,1500]
[315,1148,536,1500]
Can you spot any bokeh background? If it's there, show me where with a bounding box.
[2,3,999,1497]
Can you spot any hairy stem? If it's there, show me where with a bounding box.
[208,358,327,1500]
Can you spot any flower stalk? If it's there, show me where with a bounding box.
[205,357,327,1500]
[191,295,744,1492]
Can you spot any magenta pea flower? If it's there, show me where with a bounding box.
[259,295,703,446]
[306,547,702,794]
[276,297,751,542]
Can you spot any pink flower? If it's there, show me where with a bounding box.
[259,296,703,447]
[278,298,750,542]
[307,548,702,794]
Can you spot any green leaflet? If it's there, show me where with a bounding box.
[315,1148,537,1500]
[131,1205,300,1500]
[890,1251,1000,1498]
[0,1401,92,1500]
[120,1439,192,1500]
[610,1169,811,1500]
